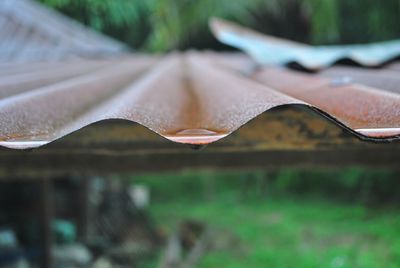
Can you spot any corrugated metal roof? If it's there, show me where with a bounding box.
[0,0,127,62]
[0,52,399,150]
[211,18,400,70]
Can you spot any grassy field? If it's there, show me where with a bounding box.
[134,171,400,268]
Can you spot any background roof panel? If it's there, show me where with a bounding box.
[211,18,400,70]
[0,0,127,62]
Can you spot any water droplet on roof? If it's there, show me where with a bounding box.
[165,128,228,145]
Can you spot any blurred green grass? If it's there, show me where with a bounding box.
[133,170,400,268]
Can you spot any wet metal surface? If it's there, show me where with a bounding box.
[211,18,400,70]
[0,52,399,149]
[250,67,400,134]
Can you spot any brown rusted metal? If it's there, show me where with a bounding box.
[0,52,399,150]
[248,66,400,139]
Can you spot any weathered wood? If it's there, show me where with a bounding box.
[0,107,399,178]
[0,147,399,179]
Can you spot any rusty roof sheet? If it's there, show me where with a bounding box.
[0,52,399,150]
[211,18,400,70]
[0,0,127,62]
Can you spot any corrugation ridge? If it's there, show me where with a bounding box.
[184,52,303,131]
[0,59,156,148]
[0,61,117,99]
[0,53,400,150]
[49,55,187,143]
[206,52,400,139]
[0,53,306,148]
[249,68,400,135]
[84,52,305,144]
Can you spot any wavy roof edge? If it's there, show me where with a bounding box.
[0,53,399,150]
[1,104,399,150]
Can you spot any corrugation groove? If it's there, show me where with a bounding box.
[249,67,400,135]
[0,58,156,148]
[0,53,399,149]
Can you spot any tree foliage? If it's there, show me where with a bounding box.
[39,0,400,51]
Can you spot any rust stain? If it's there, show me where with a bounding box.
[247,67,400,135]
[0,52,399,150]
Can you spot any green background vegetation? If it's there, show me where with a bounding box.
[39,0,400,52]
[132,169,400,268]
